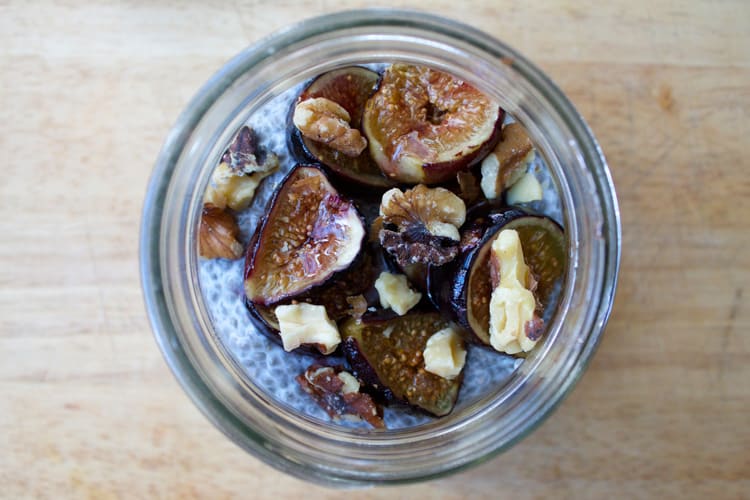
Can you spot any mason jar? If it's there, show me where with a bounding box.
[140,9,621,487]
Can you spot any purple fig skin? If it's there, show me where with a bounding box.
[244,164,366,306]
[427,207,529,345]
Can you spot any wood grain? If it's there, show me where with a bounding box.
[1,0,748,498]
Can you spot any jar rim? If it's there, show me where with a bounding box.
[140,8,621,486]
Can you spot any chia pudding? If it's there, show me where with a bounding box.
[197,64,564,430]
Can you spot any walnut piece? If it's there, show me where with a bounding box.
[199,204,243,260]
[293,97,367,157]
[480,123,535,200]
[487,229,543,354]
[374,271,422,316]
[423,327,466,380]
[275,303,341,355]
[204,126,279,211]
[378,184,466,266]
[506,171,543,204]
[296,364,385,429]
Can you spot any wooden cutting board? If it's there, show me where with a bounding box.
[1,0,748,498]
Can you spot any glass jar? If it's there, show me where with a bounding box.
[140,9,620,486]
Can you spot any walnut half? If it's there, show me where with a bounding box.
[378,184,466,267]
[199,204,243,260]
[293,97,367,157]
[487,228,543,354]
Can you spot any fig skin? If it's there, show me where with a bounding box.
[288,67,394,189]
[363,64,505,185]
[427,208,534,346]
[341,312,462,417]
[244,164,366,306]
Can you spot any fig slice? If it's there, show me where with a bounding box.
[428,209,565,347]
[244,165,366,306]
[341,312,462,417]
[289,67,394,188]
[363,64,504,184]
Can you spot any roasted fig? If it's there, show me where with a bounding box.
[296,363,385,429]
[428,209,565,349]
[363,64,504,184]
[341,312,462,417]
[244,165,366,306]
[289,67,394,188]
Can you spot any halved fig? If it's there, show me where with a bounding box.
[244,165,366,306]
[363,64,504,184]
[341,312,462,416]
[428,209,565,347]
[289,67,394,188]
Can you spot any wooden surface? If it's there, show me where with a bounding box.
[1,1,748,498]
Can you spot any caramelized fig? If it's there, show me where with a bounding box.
[244,165,366,306]
[341,312,462,417]
[428,209,565,347]
[289,67,394,188]
[363,64,504,184]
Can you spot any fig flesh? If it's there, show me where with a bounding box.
[341,312,462,416]
[244,165,366,306]
[428,209,565,347]
[363,64,504,184]
[289,67,394,188]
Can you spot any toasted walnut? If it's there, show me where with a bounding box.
[480,123,535,200]
[487,229,543,354]
[378,185,466,266]
[204,126,279,211]
[293,97,367,157]
[296,364,385,429]
[199,204,243,260]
